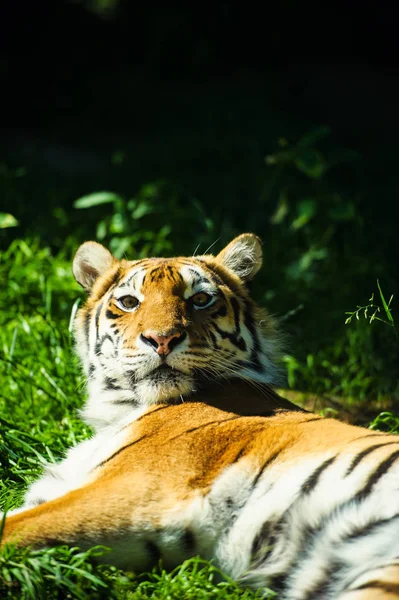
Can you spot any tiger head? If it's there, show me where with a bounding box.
[73,233,284,429]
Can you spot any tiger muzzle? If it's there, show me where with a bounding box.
[140,331,187,356]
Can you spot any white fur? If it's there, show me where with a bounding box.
[216,234,262,281]
[7,417,145,514]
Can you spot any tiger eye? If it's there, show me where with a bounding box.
[118,295,139,310]
[191,292,213,308]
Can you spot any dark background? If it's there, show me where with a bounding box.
[1,1,398,408]
[2,2,399,228]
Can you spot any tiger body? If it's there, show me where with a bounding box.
[2,234,399,599]
[4,396,399,599]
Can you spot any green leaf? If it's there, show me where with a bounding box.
[111,150,126,166]
[328,202,356,221]
[297,126,331,148]
[73,192,122,209]
[109,237,133,259]
[377,280,396,332]
[270,193,289,225]
[0,213,19,229]
[127,199,137,211]
[294,149,325,179]
[291,199,316,230]
[109,213,126,234]
[96,220,108,241]
[131,202,155,220]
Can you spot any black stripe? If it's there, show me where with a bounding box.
[146,540,161,564]
[188,268,209,286]
[166,265,183,284]
[252,451,282,489]
[126,370,136,384]
[112,398,138,406]
[249,353,263,372]
[243,302,263,372]
[302,562,342,600]
[230,297,241,333]
[355,449,399,500]
[123,271,140,287]
[210,304,227,318]
[182,529,196,553]
[104,377,122,391]
[105,308,120,320]
[267,574,286,595]
[300,456,337,494]
[181,342,209,350]
[352,433,386,440]
[251,519,276,561]
[95,434,149,468]
[231,446,248,464]
[195,262,224,286]
[95,266,121,299]
[135,404,170,422]
[95,333,115,356]
[95,302,103,334]
[208,330,220,350]
[285,504,399,600]
[84,309,91,344]
[179,350,208,357]
[344,513,399,542]
[107,266,122,289]
[130,259,151,269]
[169,416,243,440]
[149,267,162,282]
[212,323,246,351]
[225,496,234,509]
[346,442,399,476]
[353,581,399,594]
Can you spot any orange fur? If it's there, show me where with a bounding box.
[2,396,399,563]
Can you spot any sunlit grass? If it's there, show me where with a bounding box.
[0,543,120,600]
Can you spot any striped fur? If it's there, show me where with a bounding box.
[3,397,399,599]
[2,234,399,599]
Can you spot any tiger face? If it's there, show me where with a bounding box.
[73,234,283,429]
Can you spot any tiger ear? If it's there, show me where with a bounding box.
[73,241,116,291]
[216,233,263,281]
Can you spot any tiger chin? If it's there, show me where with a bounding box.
[72,232,285,430]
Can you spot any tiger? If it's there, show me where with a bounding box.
[2,233,399,600]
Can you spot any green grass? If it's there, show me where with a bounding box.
[0,543,120,599]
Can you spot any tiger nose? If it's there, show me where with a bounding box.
[140,331,186,355]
